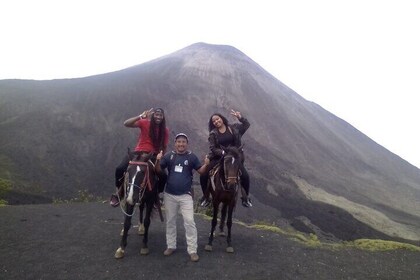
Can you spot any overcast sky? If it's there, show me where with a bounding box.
[1,0,419,168]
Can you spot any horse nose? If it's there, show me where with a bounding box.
[226,180,237,190]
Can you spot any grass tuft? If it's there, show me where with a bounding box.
[53,189,101,203]
[242,220,419,251]
[343,239,420,252]
[193,205,420,252]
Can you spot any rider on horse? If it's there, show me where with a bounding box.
[199,109,252,207]
[111,108,169,206]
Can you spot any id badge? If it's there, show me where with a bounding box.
[174,164,183,173]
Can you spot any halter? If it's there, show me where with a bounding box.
[209,155,239,193]
[128,160,153,191]
[223,155,240,185]
[119,160,154,217]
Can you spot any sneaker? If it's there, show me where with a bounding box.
[241,197,252,208]
[110,194,120,207]
[159,193,164,206]
[163,248,175,256]
[190,253,199,262]
[199,197,210,207]
[247,198,253,207]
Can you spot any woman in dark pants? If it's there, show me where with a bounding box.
[199,109,252,207]
[111,108,169,206]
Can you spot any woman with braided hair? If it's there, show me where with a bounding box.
[110,108,169,206]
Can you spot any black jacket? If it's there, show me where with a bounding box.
[208,117,250,160]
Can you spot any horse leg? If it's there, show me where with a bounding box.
[218,203,227,237]
[205,202,219,251]
[140,199,153,255]
[226,204,235,253]
[138,202,145,235]
[115,204,134,259]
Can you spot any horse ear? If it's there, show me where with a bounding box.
[127,147,133,160]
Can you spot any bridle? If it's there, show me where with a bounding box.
[223,155,240,189]
[120,159,154,217]
[128,160,153,191]
[209,150,241,193]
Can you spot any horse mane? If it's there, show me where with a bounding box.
[225,146,241,159]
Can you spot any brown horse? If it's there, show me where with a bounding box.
[204,146,243,253]
[114,152,159,258]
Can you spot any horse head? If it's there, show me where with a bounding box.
[125,152,153,205]
[222,146,243,191]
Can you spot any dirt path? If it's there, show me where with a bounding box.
[0,202,418,280]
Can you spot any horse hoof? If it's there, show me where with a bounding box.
[218,231,226,237]
[115,247,125,259]
[226,247,234,253]
[140,248,149,255]
[138,224,145,235]
[204,245,213,252]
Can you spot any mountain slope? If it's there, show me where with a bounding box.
[0,42,419,242]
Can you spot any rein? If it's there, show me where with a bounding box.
[119,160,153,217]
[209,156,240,193]
[223,155,239,186]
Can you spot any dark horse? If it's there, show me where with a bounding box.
[204,146,243,253]
[114,152,160,258]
